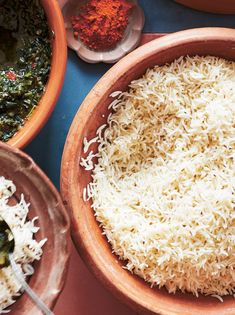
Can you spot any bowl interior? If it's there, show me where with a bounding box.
[0,143,70,315]
[7,0,67,149]
[61,28,235,315]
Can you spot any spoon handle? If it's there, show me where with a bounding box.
[9,254,55,315]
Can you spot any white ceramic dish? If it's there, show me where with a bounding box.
[61,0,145,63]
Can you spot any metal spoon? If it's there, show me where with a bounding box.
[0,216,54,315]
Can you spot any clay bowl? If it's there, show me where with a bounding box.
[7,0,67,149]
[175,0,235,14]
[61,28,235,315]
[0,142,70,314]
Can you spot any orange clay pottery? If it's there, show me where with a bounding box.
[61,28,235,315]
[7,0,67,149]
[0,142,70,314]
[175,0,235,14]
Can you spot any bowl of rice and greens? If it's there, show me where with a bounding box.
[61,27,235,315]
[0,142,70,314]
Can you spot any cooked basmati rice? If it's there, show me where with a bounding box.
[82,56,235,298]
[0,177,46,313]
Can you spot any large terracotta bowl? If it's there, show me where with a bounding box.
[175,0,235,14]
[0,142,70,314]
[61,28,235,315]
[7,0,67,149]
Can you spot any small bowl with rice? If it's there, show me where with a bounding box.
[0,142,70,314]
[61,28,235,315]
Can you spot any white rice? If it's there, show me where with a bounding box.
[0,177,46,313]
[82,56,235,299]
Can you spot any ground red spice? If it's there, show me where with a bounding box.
[71,0,134,51]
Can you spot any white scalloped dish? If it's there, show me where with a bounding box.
[62,0,145,63]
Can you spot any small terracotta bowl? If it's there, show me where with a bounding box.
[7,0,67,149]
[0,142,70,314]
[61,28,235,315]
[175,0,235,14]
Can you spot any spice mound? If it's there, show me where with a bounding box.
[71,0,134,51]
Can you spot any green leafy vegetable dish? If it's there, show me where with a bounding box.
[0,0,51,141]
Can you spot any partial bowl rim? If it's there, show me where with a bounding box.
[61,27,235,315]
[7,0,67,149]
[174,0,235,14]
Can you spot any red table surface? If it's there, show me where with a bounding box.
[54,243,138,315]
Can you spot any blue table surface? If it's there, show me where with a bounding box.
[25,0,235,190]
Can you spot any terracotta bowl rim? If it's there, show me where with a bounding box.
[61,27,235,315]
[0,141,71,313]
[174,0,235,14]
[7,0,67,149]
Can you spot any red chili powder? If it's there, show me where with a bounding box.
[71,0,134,51]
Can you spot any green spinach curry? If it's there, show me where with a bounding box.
[0,0,51,141]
